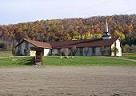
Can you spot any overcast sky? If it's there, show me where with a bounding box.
[0,0,136,25]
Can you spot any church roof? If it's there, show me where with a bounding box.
[16,38,118,49]
[50,38,117,48]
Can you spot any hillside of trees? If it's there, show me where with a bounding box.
[0,14,136,51]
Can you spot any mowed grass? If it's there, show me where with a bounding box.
[0,50,135,67]
[43,56,136,66]
[123,53,136,60]
[0,57,33,67]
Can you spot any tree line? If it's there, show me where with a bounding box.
[0,14,136,50]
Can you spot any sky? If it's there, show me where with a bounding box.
[0,0,136,25]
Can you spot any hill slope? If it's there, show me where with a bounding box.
[0,14,136,48]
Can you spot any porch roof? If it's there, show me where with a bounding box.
[16,38,52,49]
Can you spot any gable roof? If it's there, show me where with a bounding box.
[49,38,118,48]
[76,38,117,48]
[16,38,52,49]
[49,39,91,48]
[16,38,118,49]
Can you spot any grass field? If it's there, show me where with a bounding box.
[43,56,136,66]
[0,56,135,67]
[123,53,136,60]
[0,51,135,67]
[0,57,33,67]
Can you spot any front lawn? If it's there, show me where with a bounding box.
[0,56,33,67]
[43,56,136,66]
[123,53,136,60]
[0,56,135,67]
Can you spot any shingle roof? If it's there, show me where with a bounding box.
[49,38,117,48]
[16,38,52,48]
[49,39,91,48]
[16,38,118,49]
[76,38,117,48]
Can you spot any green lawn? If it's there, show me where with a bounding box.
[0,56,33,67]
[0,52,135,67]
[43,56,136,66]
[123,53,136,60]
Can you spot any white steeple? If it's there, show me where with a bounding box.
[106,19,109,32]
[102,19,111,39]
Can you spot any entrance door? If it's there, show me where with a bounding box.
[35,48,43,65]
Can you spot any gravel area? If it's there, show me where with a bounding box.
[0,66,136,96]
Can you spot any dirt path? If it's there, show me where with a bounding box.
[0,66,136,96]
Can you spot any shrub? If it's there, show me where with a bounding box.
[0,40,6,49]
[123,44,130,53]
